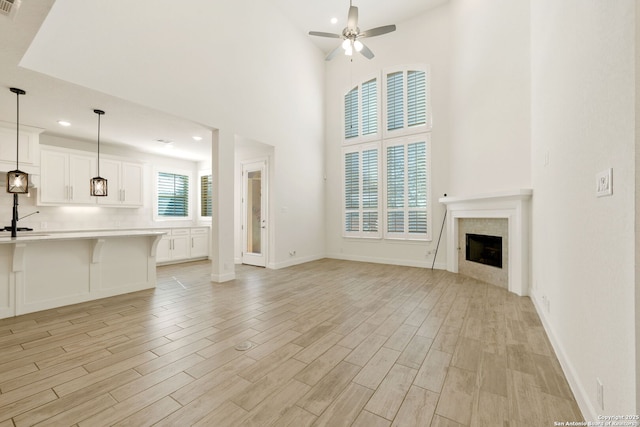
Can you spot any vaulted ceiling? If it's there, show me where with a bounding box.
[0,0,446,162]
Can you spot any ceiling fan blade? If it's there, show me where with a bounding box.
[360,24,396,38]
[325,44,343,61]
[359,42,375,59]
[347,6,358,29]
[309,31,342,39]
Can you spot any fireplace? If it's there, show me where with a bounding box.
[439,189,532,296]
[466,233,502,268]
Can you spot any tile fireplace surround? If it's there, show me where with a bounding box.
[439,189,532,296]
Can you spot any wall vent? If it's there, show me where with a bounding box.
[0,0,20,19]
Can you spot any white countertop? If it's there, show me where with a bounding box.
[0,229,167,244]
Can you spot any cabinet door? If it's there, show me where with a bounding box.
[0,127,37,166]
[156,235,171,263]
[190,228,209,258]
[96,159,121,206]
[171,235,190,260]
[68,154,95,205]
[121,162,143,206]
[39,150,69,204]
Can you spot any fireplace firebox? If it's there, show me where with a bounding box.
[465,233,502,268]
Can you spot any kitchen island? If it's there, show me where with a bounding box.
[0,230,165,319]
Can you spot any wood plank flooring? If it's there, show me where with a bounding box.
[0,259,583,426]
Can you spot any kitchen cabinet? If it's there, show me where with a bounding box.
[96,159,143,207]
[156,227,209,264]
[156,228,190,263]
[189,227,210,258]
[38,147,143,207]
[39,149,95,205]
[0,124,40,171]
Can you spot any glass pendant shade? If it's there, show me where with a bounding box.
[7,170,28,194]
[90,176,108,196]
[91,109,108,196]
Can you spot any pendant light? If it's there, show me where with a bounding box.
[90,109,107,196]
[7,87,28,194]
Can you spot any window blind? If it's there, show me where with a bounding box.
[407,70,426,127]
[158,172,189,217]
[200,174,212,217]
[344,152,359,232]
[345,87,359,139]
[387,72,404,131]
[361,79,377,136]
[386,145,404,209]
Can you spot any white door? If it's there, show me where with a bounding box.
[242,160,267,267]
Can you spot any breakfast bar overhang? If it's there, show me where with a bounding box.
[0,230,165,319]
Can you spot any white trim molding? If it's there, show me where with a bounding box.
[439,189,532,296]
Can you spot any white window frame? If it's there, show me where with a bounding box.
[343,73,381,145]
[382,65,431,139]
[198,169,212,221]
[153,167,193,221]
[382,133,432,241]
[342,142,382,239]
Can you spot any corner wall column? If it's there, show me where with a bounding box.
[211,128,236,282]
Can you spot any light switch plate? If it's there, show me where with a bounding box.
[596,168,613,197]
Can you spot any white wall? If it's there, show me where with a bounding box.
[324,4,451,268]
[531,0,636,418]
[21,0,327,277]
[448,0,531,195]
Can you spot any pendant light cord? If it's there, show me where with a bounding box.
[15,90,19,170]
[97,112,101,176]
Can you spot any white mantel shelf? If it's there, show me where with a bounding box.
[439,189,533,296]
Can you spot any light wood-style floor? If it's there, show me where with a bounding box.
[0,259,582,426]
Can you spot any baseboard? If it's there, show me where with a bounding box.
[327,252,447,270]
[530,289,596,421]
[269,254,325,270]
[210,272,235,282]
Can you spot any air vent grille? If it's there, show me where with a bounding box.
[0,0,19,18]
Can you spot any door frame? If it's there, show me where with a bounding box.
[241,158,269,267]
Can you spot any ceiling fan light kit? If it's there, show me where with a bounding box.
[309,1,396,61]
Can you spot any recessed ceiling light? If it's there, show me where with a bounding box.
[58,120,71,127]
[330,17,338,24]
[192,136,203,141]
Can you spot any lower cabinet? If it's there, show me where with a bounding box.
[156,227,209,264]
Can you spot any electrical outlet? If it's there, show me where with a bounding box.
[597,378,604,410]
[289,250,296,257]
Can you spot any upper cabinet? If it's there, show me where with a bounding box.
[39,150,95,205]
[0,122,42,174]
[38,146,144,208]
[96,159,143,207]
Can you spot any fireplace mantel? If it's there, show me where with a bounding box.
[439,189,532,296]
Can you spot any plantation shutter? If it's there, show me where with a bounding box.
[200,174,212,217]
[344,152,360,232]
[407,70,426,127]
[361,79,377,136]
[386,144,405,233]
[362,148,378,232]
[158,172,189,217]
[345,87,359,139]
[407,141,427,234]
[387,72,404,131]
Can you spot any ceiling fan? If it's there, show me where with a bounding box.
[309,1,396,61]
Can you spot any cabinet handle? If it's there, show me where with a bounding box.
[70,186,73,200]
[122,189,126,201]
[191,237,194,248]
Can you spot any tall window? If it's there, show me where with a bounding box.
[342,65,430,241]
[200,174,212,217]
[157,171,190,218]
[384,135,429,240]
[344,77,379,143]
[343,144,380,238]
[384,67,429,137]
